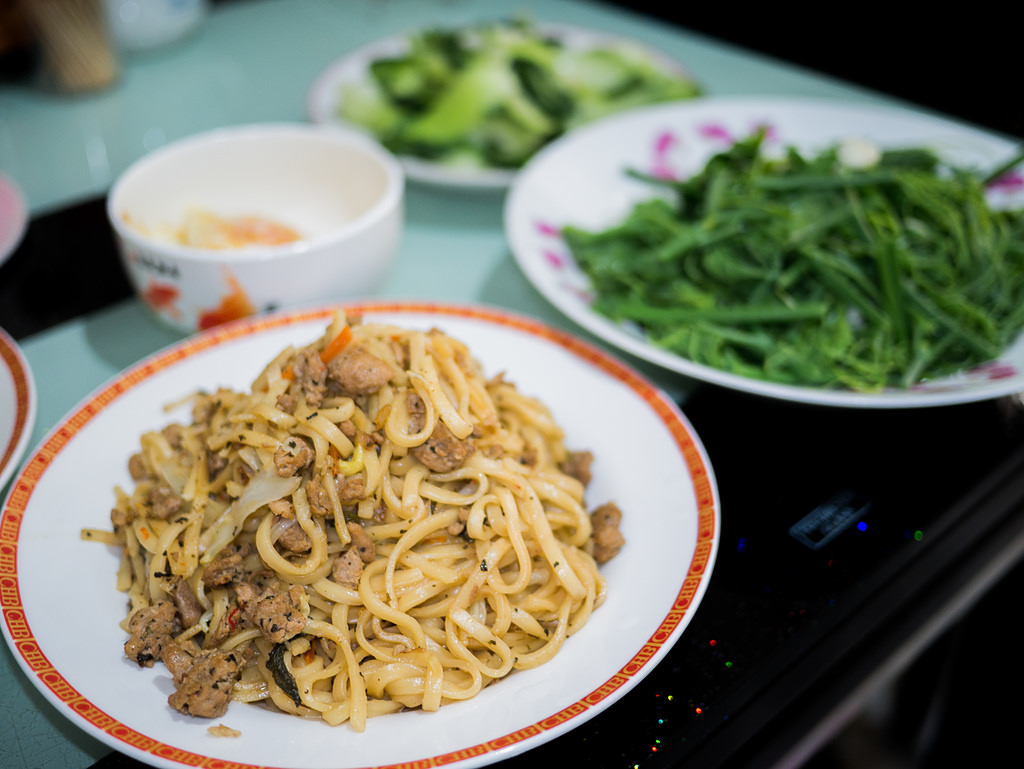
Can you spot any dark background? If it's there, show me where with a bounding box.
[601,2,1023,141]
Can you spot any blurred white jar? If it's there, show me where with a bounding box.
[103,0,208,52]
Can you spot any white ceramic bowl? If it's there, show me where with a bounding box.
[107,122,404,334]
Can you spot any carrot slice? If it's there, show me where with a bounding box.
[320,325,353,363]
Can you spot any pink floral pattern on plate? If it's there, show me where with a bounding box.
[988,168,1023,192]
[532,121,777,300]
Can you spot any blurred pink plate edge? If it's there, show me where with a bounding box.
[0,172,27,267]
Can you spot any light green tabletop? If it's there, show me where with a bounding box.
[0,1,936,767]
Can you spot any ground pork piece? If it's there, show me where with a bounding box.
[406,390,428,431]
[127,453,150,481]
[170,578,204,628]
[560,450,594,487]
[340,419,384,448]
[162,423,185,449]
[124,601,179,667]
[336,473,366,504]
[327,345,393,396]
[347,522,375,563]
[330,548,364,589]
[519,445,538,467]
[412,420,474,472]
[160,639,197,683]
[389,337,408,370]
[208,723,242,738]
[304,476,334,516]
[268,498,294,518]
[274,436,314,477]
[110,506,133,528]
[273,515,312,553]
[147,483,182,520]
[206,450,228,479]
[291,347,327,408]
[590,502,625,563]
[166,648,243,718]
[235,580,307,643]
[362,429,385,448]
[202,543,251,587]
[328,523,376,588]
[403,393,475,473]
[275,391,298,414]
[447,506,471,536]
[406,392,474,472]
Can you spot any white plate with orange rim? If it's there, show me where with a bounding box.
[0,326,35,492]
[505,96,1024,408]
[0,301,718,769]
[306,23,699,190]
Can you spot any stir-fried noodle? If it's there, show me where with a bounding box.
[85,313,625,729]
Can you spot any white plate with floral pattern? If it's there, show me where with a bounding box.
[505,96,1024,408]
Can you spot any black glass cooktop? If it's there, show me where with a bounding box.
[506,387,1024,768]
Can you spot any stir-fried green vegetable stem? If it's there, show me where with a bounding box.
[563,131,1024,391]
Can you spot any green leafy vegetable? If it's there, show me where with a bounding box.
[562,131,1024,392]
[338,17,701,170]
[268,643,302,706]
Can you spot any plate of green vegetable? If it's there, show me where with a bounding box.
[504,96,1024,408]
[306,18,701,189]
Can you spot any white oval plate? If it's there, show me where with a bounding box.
[0,301,718,769]
[306,24,696,190]
[0,326,35,491]
[505,96,1024,408]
